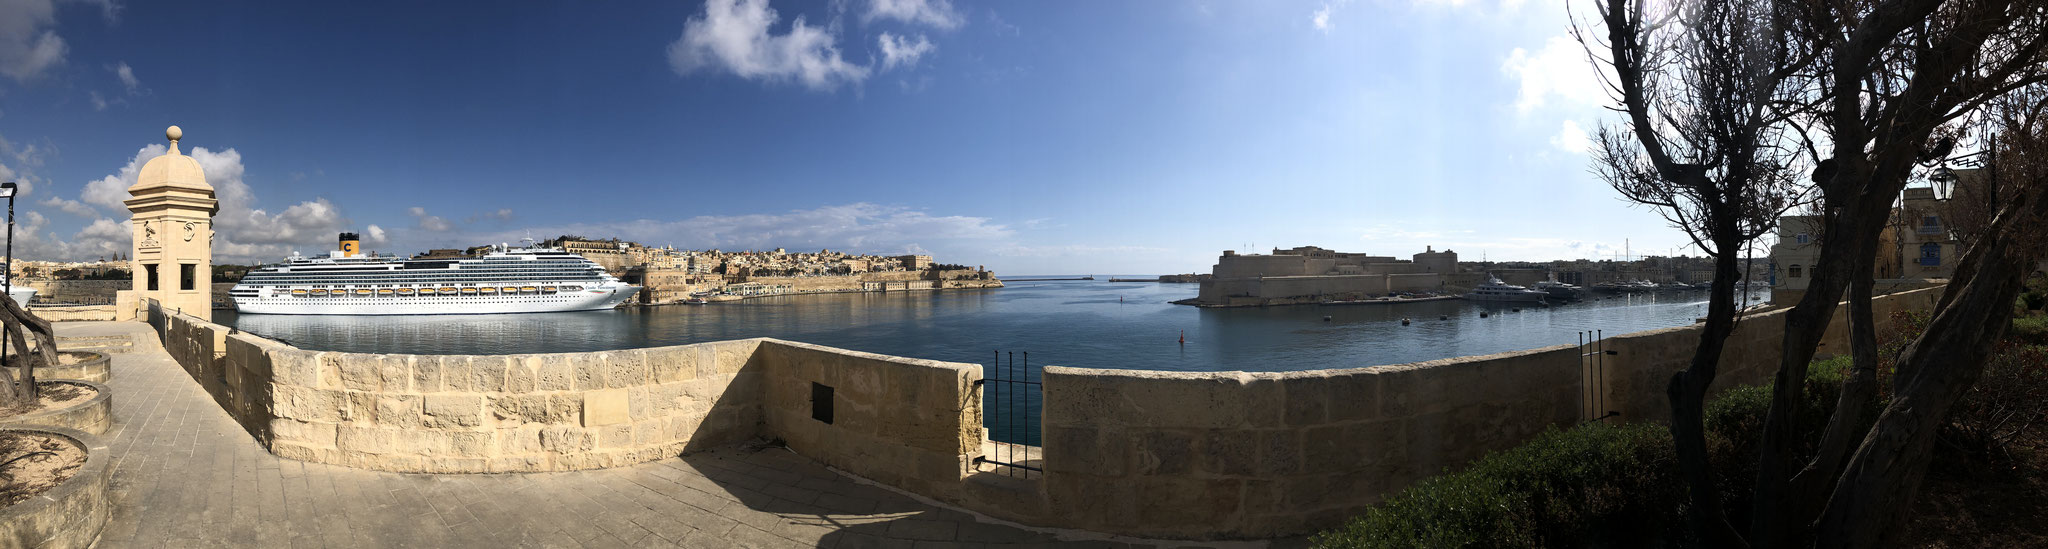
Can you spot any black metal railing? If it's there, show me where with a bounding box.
[1580,330,1619,423]
[974,351,1042,477]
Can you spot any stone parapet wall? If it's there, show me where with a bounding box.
[142,300,984,488]
[28,304,118,322]
[1031,286,1947,539]
[758,341,983,498]
[141,287,1947,541]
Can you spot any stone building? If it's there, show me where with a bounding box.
[123,126,218,315]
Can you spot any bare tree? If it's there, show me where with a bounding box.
[1580,0,1814,542]
[0,295,58,411]
[1813,84,2048,547]
[1748,1,2048,546]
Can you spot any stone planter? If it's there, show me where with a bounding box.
[36,353,109,384]
[0,426,110,549]
[0,381,111,436]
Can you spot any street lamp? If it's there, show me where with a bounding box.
[1,181,13,371]
[0,182,13,306]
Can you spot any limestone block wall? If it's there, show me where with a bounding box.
[1037,346,1581,539]
[28,305,118,322]
[1031,286,1947,540]
[1597,286,1943,422]
[142,301,986,485]
[756,341,983,498]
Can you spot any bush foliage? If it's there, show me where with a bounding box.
[1312,361,1864,549]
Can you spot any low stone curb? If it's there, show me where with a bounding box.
[0,381,112,436]
[36,353,109,384]
[0,426,111,549]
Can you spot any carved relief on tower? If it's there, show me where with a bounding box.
[137,220,161,250]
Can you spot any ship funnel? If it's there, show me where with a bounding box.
[338,232,361,257]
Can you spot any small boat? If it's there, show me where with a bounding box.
[501,287,519,294]
[542,286,558,293]
[354,289,372,296]
[377,289,394,296]
[461,288,478,295]
[291,289,309,296]
[685,297,709,305]
[519,286,538,294]
[310,289,329,296]
[397,288,415,296]
[480,288,498,295]
[439,288,458,295]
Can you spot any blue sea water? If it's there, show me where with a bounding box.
[215,278,1763,373]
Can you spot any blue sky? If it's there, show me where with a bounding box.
[0,0,1696,274]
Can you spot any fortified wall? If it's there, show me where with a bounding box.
[142,286,1944,540]
[1191,246,1472,307]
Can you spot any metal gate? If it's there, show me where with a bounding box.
[975,351,1042,478]
[1580,330,1618,423]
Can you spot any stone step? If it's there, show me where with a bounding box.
[56,335,132,343]
[51,336,136,355]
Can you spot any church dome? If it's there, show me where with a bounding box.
[131,126,212,193]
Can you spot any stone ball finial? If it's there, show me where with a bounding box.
[167,126,183,142]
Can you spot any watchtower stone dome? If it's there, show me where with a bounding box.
[131,126,212,193]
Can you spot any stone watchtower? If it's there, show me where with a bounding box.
[126,126,219,314]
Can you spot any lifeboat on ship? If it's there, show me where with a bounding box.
[501,287,519,294]
[460,288,478,295]
[376,289,393,296]
[354,289,372,296]
[479,288,498,295]
[520,286,538,294]
[291,289,308,296]
[397,288,415,296]
[439,288,458,295]
[542,286,558,293]
[310,289,329,296]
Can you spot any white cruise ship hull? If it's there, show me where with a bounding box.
[7,288,34,306]
[234,285,637,315]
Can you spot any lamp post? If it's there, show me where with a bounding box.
[1,181,13,371]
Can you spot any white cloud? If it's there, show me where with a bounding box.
[88,90,106,110]
[363,224,389,246]
[1503,35,1606,114]
[409,206,452,232]
[39,196,96,217]
[408,203,1011,257]
[0,0,66,82]
[667,0,869,91]
[1312,0,1354,33]
[56,143,357,262]
[865,0,961,29]
[877,32,934,70]
[463,208,514,223]
[113,61,139,93]
[1550,119,1592,154]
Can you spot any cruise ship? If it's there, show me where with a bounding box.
[229,233,639,315]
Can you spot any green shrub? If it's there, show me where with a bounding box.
[1313,363,1858,549]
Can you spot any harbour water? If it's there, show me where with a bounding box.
[215,278,1767,374]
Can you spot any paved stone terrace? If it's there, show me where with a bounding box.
[62,321,1295,548]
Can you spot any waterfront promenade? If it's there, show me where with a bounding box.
[65,321,1262,548]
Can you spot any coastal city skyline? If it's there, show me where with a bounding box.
[4,0,1699,274]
